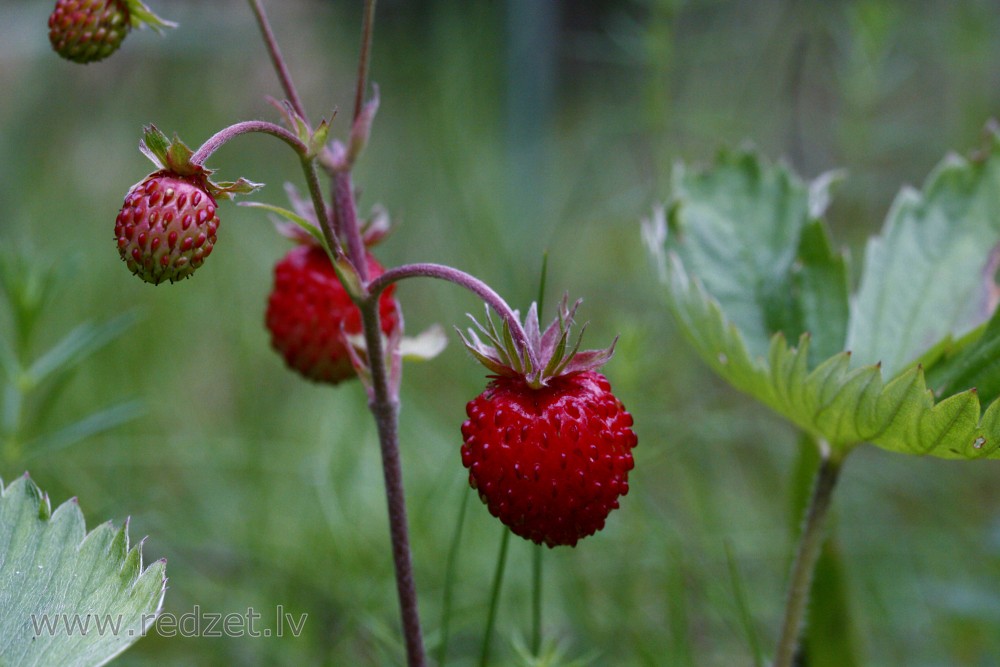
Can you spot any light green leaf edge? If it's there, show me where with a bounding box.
[661,253,996,459]
[0,475,166,667]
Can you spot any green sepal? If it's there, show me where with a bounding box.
[124,0,178,33]
[268,99,334,159]
[139,125,263,200]
[309,116,333,158]
[209,178,265,201]
[333,257,365,302]
[139,125,202,177]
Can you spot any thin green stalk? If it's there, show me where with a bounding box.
[773,441,846,667]
[437,486,472,667]
[530,545,543,656]
[724,540,764,667]
[480,528,511,667]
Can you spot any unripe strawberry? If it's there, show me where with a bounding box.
[115,171,220,285]
[48,0,130,64]
[458,299,637,547]
[265,245,401,384]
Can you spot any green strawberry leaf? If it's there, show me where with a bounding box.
[647,137,1000,459]
[846,134,1000,377]
[654,149,849,366]
[0,474,166,666]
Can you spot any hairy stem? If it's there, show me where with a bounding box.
[367,263,539,370]
[353,0,378,122]
[773,442,845,667]
[359,297,426,667]
[248,0,310,124]
[189,120,306,165]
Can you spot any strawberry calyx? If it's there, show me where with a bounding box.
[123,0,177,33]
[139,124,262,201]
[458,296,616,389]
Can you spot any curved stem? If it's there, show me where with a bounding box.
[248,0,310,124]
[359,297,426,667]
[353,0,378,122]
[367,263,539,370]
[773,441,845,667]
[189,120,306,165]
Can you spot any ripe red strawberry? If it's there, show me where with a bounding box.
[49,0,130,64]
[265,245,401,384]
[459,300,637,547]
[115,171,220,285]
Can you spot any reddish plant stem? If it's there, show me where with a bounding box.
[248,0,310,124]
[246,2,424,662]
[333,52,425,663]
[358,297,426,667]
[353,0,378,122]
[189,120,306,165]
[368,263,539,370]
[333,172,370,279]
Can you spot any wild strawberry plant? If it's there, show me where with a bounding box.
[42,1,638,665]
[645,131,1000,666]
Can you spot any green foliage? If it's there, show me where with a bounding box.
[646,133,1000,458]
[0,250,142,466]
[0,474,165,666]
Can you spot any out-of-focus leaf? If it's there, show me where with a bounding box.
[847,133,1000,377]
[25,312,139,388]
[651,149,848,363]
[0,474,166,666]
[27,401,145,457]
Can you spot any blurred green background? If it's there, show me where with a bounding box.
[3,0,1000,664]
